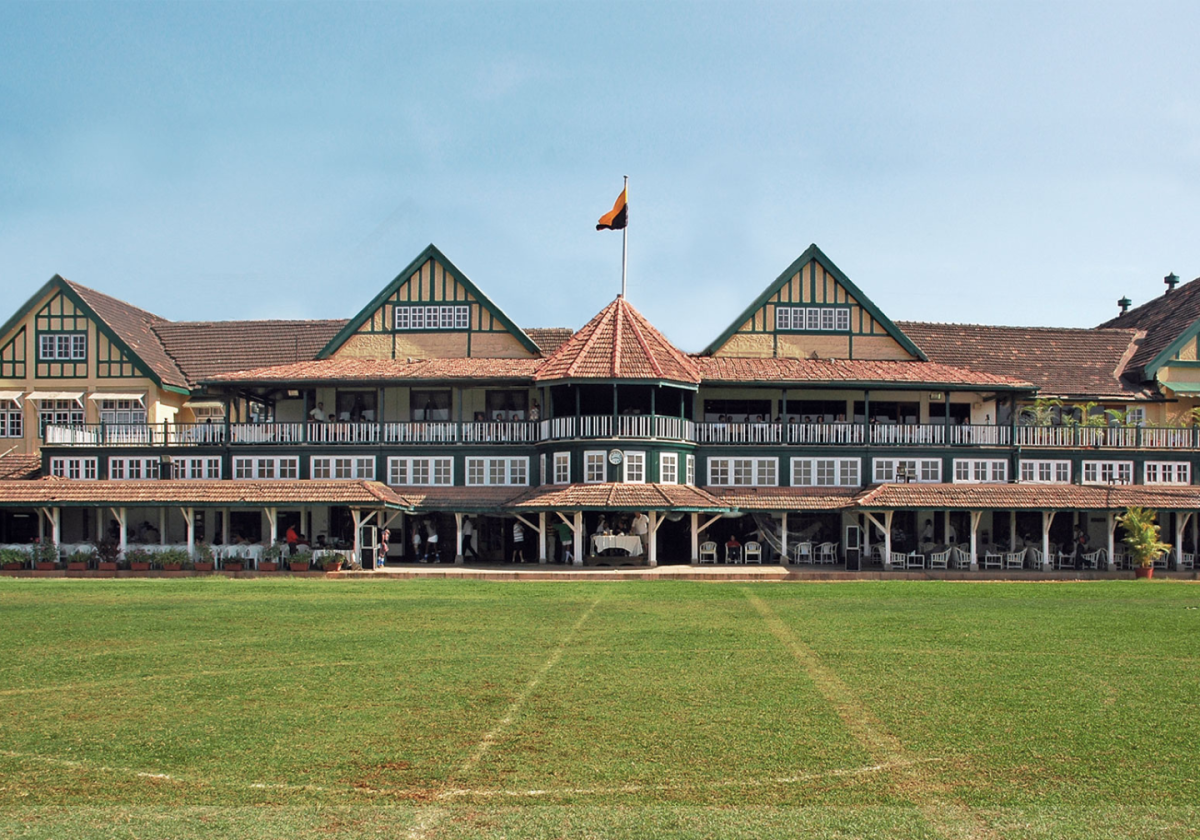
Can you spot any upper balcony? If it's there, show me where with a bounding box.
[41,418,1200,451]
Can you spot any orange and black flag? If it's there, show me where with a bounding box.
[596,186,628,230]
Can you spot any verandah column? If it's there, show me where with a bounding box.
[647,510,658,567]
[573,511,583,566]
[690,513,699,562]
[538,512,547,564]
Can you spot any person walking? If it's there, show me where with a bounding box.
[461,516,477,560]
[631,511,650,557]
[512,520,526,563]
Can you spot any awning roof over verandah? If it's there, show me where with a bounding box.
[853,483,1200,511]
[0,479,411,510]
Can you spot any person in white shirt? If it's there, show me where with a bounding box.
[631,511,650,556]
[461,516,477,560]
[309,401,328,422]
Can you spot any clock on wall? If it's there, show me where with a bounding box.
[607,449,624,465]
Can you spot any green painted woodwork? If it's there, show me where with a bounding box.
[1144,316,1200,379]
[318,244,540,358]
[700,244,928,360]
[0,326,26,379]
[97,335,141,378]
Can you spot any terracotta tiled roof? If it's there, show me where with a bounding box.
[535,297,701,385]
[705,486,859,511]
[0,479,408,507]
[155,320,346,385]
[898,321,1152,399]
[0,454,41,481]
[524,327,574,356]
[694,356,1032,390]
[205,357,542,385]
[64,279,189,390]
[400,486,527,512]
[509,483,727,511]
[853,482,1200,510]
[1098,276,1200,378]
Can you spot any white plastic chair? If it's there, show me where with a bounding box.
[817,542,837,564]
[1081,548,1107,570]
[743,541,762,564]
[1005,548,1027,570]
[1180,552,1195,571]
[928,548,950,569]
[951,546,972,569]
[698,541,717,564]
[790,541,813,564]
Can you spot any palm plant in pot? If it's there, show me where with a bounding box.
[1116,506,1170,579]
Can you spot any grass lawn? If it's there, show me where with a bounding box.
[0,578,1197,838]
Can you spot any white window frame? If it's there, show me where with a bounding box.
[465,457,529,486]
[395,304,471,331]
[707,457,778,487]
[312,456,376,480]
[774,306,851,333]
[50,457,97,480]
[584,450,606,484]
[659,452,678,485]
[686,454,695,486]
[553,452,571,485]
[387,456,453,486]
[172,457,222,479]
[0,400,22,438]
[108,456,160,480]
[952,459,1008,484]
[39,332,87,360]
[233,456,299,480]
[99,398,147,425]
[791,457,860,487]
[1081,460,1133,485]
[38,399,84,435]
[1020,460,1071,484]
[623,451,646,484]
[1144,461,1191,485]
[873,458,942,483]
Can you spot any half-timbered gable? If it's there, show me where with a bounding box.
[319,245,541,361]
[701,244,926,362]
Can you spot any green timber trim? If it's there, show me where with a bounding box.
[536,377,700,391]
[700,243,929,360]
[0,276,171,390]
[317,244,540,358]
[1146,316,1200,378]
[700,379,1031,393]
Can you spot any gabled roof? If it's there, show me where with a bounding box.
[0,454,41,481]
[1098,276,1200,379]
[694,356,1032,390]
[898,322,1153,400]
[154,320,347,384]
[524,327,574,356]
[318,244,540,358]
[508,483,727,512]
[204,357,541,385]
[534,296,701,386]
[853,482,1200,511]
[701,244,928,360]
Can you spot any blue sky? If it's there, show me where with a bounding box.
[2,1,1198,352]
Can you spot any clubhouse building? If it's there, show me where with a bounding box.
[3,243,1200,572]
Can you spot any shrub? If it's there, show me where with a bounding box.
[157,547,192,569]
[32,540,60,567]
[194,543,215,564]
[0,547,30,568]
[124,547,155,568]
[94,539,121,565]
[65,550,92,567]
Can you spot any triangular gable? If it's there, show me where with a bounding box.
[701,244,928,361]
[318,244,540,359]
[0,276,189,393]
[1144,316,1200,380]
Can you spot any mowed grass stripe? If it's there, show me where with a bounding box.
[744,589,1000,840]
[458,585,882,804]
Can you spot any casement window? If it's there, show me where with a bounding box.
[191,404,225,420]
[873,458,942,483]
[38,333,87,361]
[539,454,546,485]
[98,398,146,425]
[0,401,22,438]
[686,454,695,486]
[312,456,376,480]
[1020,460,1071,484]
[1125,407,1146,424]
[775,306,851,333]
[466,457,528,486]
[38,399,84,434]
[234,456,299,480]
[953,459,1008,484]
[1144,461,1191,485]
[554,452,571,485]
[388,456,452,486]
[623,451,646,484]
[108,457,159,480]
[50,457,96,480]
[708,457,778,487]
[172,457,222,479]
[394,305,470,331]
[659,452,678,485]
[1082,460,1133,485]
[584,451,606,483]
[792,457,860,487]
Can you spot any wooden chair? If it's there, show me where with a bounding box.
[698,541,717,564]
[906,552,925,570]
[1054,550,1076,570]
[1179,552,1195,571]
[1004,548,1027,570]
[983,550,1004,570]
[817,542,838,564]
[1081,548,1107,570]
[951,546,972,569]
[1026,547,1044,569]
[927,548,951,570]
[743,541,762,564]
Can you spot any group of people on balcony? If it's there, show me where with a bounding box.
[308,400,376,424]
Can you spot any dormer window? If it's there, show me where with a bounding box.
[394,305,470,331]
[38,333,87,360]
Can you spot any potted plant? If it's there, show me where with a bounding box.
[65,550,91,571]
[193,542,216,572]
[158,547,192,572]
[321,552,345,572]
[32,540,60,571]
[261,542,284,572]
[125,547,154,572]
[1116,506,1170,579]
[0,547,28,571]
[288,549,313,572]
[94,539,120,572]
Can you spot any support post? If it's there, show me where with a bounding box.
[647,510,658,567]
[1107,511,1117,571]
[690,512,699,563]
[538,512,548,564]
[113,507,127,557]
[969,510,982,571]
[883,510,894,568]
[779,511,788,564]
[573,511,583,566]
[1042,510,1056,571]
[182,507,196,560]
[351,508,362,569]
[159,507,167,546]
[1009,511,1017,551]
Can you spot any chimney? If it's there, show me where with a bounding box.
[1117,296,1131,314]
[1164,273,1179,294]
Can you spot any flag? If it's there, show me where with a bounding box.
[596,187,628,230]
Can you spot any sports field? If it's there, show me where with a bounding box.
[0,578,1197,839]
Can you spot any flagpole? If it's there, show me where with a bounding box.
[621,175,628,299]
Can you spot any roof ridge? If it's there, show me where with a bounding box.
[565,300,616,378]
[900,319,1139,334]
[621,299,665,378]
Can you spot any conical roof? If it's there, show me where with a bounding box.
[534,296,700,385]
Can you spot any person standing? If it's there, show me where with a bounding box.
[411,525,422,563]
[631,511,650,557]
[512,520,525,563]
[425,519,440,563]
[461,516,477,560]
[309,401,328,423]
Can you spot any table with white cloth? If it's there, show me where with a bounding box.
[590,534,643,557]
